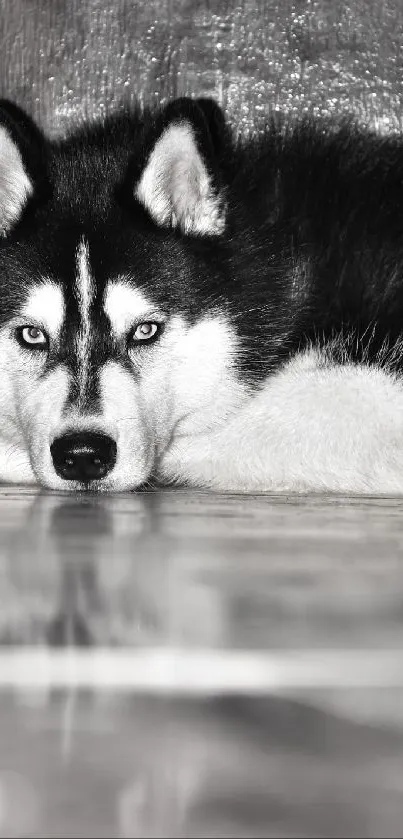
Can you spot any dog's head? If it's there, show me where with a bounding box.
[0,97,251,491]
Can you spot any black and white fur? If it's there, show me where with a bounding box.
[2,96,403,493]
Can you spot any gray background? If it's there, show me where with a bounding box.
[1,0,403,137]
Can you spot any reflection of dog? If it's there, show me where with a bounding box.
[2,97,403,492]
[0,494,225,648]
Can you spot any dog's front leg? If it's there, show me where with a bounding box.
[160,352,403,495]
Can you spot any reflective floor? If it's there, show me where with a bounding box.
[0,488,402,837]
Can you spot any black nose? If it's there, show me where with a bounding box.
[50,432,117,482]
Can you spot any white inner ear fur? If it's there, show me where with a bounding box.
[135,122,225,237]
[0,125,33,236]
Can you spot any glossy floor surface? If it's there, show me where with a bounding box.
[0,488,402,837]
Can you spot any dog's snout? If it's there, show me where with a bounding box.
[50,432,117,482]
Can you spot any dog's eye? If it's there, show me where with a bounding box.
[130,322,160,343]
[18,326,49,349]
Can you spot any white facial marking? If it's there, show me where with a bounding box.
[104,281,159,338]
[75,237,94,400]
[149,312,247,445]
[0,320,71,486]
[135,122,225,237]
[21,282,65,339]
[0,126,33,236]
[99,361,154,489]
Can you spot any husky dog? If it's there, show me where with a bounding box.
[1,96,403,493]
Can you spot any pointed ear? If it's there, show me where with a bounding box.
[0,100,44,237]
[135,98,227,237]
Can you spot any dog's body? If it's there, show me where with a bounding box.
[1,96,403,492]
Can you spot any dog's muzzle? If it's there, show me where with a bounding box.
[50,431,117,482]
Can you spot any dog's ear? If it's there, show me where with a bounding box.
[135,98,228,237]
[0,100,45,237]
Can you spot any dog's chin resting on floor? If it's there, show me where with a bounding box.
[1,96,403,494]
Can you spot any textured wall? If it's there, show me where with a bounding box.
[0,0,403,137]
